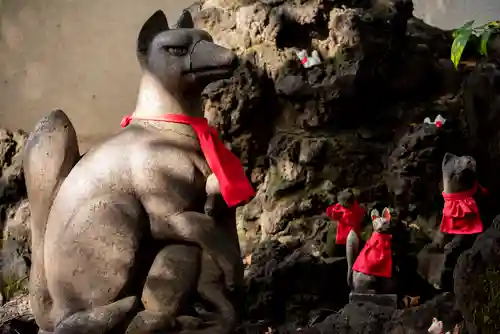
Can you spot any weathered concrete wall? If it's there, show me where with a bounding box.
[413,0,500,30]
[0,0,498,149]
[0,0,191,150]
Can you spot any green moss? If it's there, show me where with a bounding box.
[1,275,28,301]
[267,165,286,197]
[472,267,500,333]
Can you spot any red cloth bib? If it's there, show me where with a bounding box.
[121,114,255,207]
[440,183,486,235]
[352,231,392,278]
[326,202,365,244]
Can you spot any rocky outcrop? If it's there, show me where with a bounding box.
[192,0,500,330]
[454,215,500,334]
[302,292,463,334]
[195,0,463,258]
[0,294,33,327]
[1,200,31,301]
[0,129,32,332]
[238,240,349,333]
[0,129,30,303]
[0,129,26,221]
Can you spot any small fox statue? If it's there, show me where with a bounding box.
[346,207,395,294]
[424,114,446,128]
[428,317,460,334]
[295,49,321,68]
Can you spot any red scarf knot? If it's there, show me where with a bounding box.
[121,115,133,127]
[120,113,255,207]
[352,231,392,278]
[440,182,486,234]
[301,57,308,65]
[326,201,365,244]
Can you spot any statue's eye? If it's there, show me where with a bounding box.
[166,47,188,56]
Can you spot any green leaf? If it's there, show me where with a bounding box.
[479,29,493,55]
[462,20,475,29]
[451,28,473,69]
[487,20,500,28]
[453,20,475,38]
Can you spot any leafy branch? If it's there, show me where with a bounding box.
[451,20,500,69]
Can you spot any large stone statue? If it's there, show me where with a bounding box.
[23,9,253,334]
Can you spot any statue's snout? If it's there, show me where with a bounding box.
[190,40,238,73]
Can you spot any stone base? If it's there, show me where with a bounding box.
[349,292,398,309]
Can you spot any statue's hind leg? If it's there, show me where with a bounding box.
[23,109,80,331]
[125,244,201,334]
[183,251,240,334]
[53,296,139,334]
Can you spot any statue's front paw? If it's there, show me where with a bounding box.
[443,242,455,251]
[177,315,203,330]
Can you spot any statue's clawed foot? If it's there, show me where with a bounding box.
[125,310,177,333]
[53,296,138,334]
[177,315,203,330]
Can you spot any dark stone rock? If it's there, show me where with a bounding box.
[238,240,349,333]
[1,200,31,301]
[0,129,26,225]
[385,123,464,222]
[192,0,500,329]
[454,215,500,333]
[203,60,279,185]
[301,292,462,334]
[349,292,398,309]
[0,130,29,303]
[0,319,38,334]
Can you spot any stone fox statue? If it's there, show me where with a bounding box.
[23,9,253,334]
[324,188,365,257]
[418,152,487,291]
[346,208,395,294]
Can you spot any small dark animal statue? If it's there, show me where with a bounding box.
[418,152,486,291]
[324,189,365,257]
[23,9,247,334]
[346,208,395,294]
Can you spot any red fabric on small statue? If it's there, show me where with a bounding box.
[326,202,365,244]
[352,231,392,278]
[121,114,255,207]
[440,182,486,235]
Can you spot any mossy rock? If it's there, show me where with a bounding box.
[470,267,500,333]
[454,218,500,333]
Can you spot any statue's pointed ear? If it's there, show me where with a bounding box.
[175,10,194,29]
[442,152,456,168]
[382,207,391,222]
[137,10,169,65]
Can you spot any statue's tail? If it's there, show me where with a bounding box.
[23,109,80,331]
[346,230,360,288]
